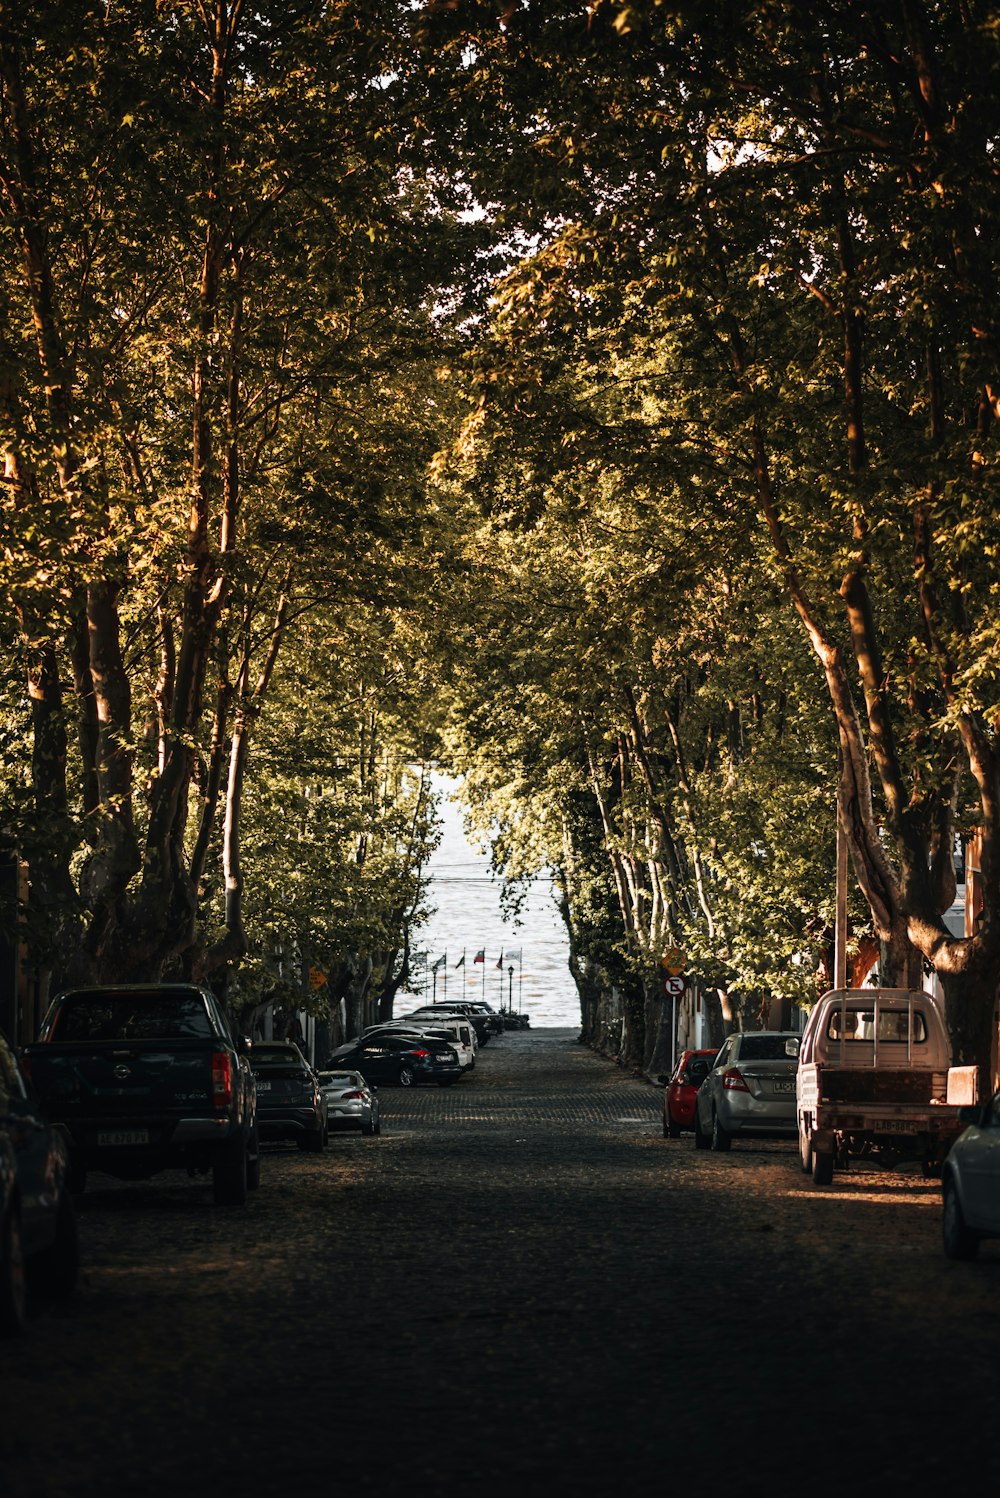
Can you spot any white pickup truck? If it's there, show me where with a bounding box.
[795,987,965,1186]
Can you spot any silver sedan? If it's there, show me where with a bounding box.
[318,1071,380,1136]
[693,1031,800,1151]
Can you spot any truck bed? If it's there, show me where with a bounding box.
[817,1068,949,1106]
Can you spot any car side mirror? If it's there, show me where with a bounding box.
[785,1037,800,1058]
[657,1074,670,1086]
[236,1035,252,1055]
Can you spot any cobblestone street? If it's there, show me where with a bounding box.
[5,1028,997,1497]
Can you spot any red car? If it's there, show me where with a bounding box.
[662,1049,718,1138]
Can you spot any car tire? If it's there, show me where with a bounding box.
[362,1117,375,1136]
[0,1205,27,1337]
[213,1137,249,1206]
[799,1122,813,1175]
[65,1153,86,1201]
[711,1110,732,1152]
[246,1127,261,1191]
[812,1148,834,1186]
[30,1191,79,1303]
[667,1117,681,1139]
[398,1064,416,1087]
[693,1110,709,1150]
[299,1125,325,1153]
[942,1177,979,1260]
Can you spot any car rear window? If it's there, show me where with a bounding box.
[252,1045,305,1067]
[736,1036,795,1061]
[319,1073,356,1088]
[827,1008,929,1043]
[50,992,215,1043]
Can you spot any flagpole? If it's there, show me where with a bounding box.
[443,951,447,1006]
[462,949,467,999]
[519,952,523,1015]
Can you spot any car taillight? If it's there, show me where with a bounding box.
[212,1051,233,1109]
[722,1068,750,1092]
[410,1049,430,1059]
[342,1090,365,1100]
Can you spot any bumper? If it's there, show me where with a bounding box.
[64,1115,242,1178]
[418,1067,463,1085]
[719,1098,797,1136]
[257,1106,324,1140]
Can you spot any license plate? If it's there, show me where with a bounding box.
[97,1129,149,1147]
[256,1081,272,1091]
[772,1080,795,1093]
[877,1119,914,1134]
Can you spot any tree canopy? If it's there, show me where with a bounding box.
[3,1,1000,1078]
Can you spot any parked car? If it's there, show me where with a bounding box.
[661,1049,717,1138]
[20,984,259,1205]
[404,1003,495,1045]
[327,1033,462,1087]
[693,1031,800,1151]
[0,1028,79,1336]
[250,1042,327,1151]
[942,1090,1000,1259]
[318,1071,380,1135]
[371,1018,477,1070]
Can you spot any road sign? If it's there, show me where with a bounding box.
[664,975,686,997]
[661,947,685,976]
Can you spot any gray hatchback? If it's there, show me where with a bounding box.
[693,1031,799,1151]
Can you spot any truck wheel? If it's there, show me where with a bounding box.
[711,1111,732,1152]
[812,1149,834,1186]
[298,1125,325,1153]
[213,1137,248,1206]
[246,1126,261,1190]
[799,1123,813,1175]
[66,1155,86,1201]
[0,1206,27,1337]
[30,1192,79,1302]
[943,1177,979,1260]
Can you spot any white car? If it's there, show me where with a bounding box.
[388,1016,477,1069]
[942,1091,1000,1258]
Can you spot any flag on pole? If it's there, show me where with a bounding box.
[495,951,504,969]
[455,951,466,969]
[432,953,447,972]
[473,949,485,964]
[506,950,521,963]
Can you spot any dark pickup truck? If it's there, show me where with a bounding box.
[21,984,259,1206]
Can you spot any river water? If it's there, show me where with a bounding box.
[396,775,582,1028]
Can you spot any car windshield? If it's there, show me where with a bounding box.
[736,1036,795,1061]
[51,992,214,1043]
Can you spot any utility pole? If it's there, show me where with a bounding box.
[835,789,848,990]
